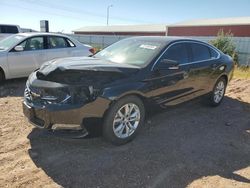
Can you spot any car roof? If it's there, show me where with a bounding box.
[128,36,210,46]
[16,32,69,38]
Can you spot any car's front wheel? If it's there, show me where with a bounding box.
[103,96,145,145]
[0,70,5,84]
[209,77,227,106]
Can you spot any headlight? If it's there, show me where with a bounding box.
[69,85,99,103]
[41,87,92,105]
[41,87,72,104]
[73,87,90,103]
[25,84,97,105]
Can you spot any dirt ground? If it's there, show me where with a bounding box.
[0,78,249,188]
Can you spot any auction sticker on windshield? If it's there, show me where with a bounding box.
[139,44,158,50]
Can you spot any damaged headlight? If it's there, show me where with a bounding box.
[41,87,72,104]
[73,86,99,102]
[26,84,100,105]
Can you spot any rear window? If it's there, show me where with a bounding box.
[191,43,211,62]
[66,39,76,47]
[0,25,19,34]
[210,48,219,59]
[48,36,69,49]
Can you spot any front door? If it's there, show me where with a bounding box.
[7,36,47,78]
[147,42,195,106]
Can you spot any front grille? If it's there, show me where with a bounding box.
[24,87,32,101]
[24,85,71,105]
[24,85,43,104]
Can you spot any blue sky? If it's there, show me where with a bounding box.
[1,0,250,33]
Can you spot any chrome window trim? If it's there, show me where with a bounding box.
[151,40,221,71]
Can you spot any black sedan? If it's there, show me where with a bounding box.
[23,37,234,145]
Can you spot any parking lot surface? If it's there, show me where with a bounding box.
[0,78,249,188]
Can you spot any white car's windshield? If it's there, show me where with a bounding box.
[94,38,165,67]
[0,35,25,50]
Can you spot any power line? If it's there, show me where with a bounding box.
[1,2,104,24]
[19,0,150,24]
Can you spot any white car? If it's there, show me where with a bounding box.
[0,33,94,82]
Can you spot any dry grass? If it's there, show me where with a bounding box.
[233,67,250,79]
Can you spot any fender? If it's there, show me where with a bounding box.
[0,52,10,79]
[102,81,146,101]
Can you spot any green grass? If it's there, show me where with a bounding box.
[233,66,250,79]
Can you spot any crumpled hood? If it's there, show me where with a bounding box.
[36,57,140,85]
[39,56,139,75]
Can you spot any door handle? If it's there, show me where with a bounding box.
[38,53,45,57]
[168,64,179,70]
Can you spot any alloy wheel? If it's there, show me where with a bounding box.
[112,103,141,139]
[213,80,225,103]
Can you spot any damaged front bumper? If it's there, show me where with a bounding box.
[22,72,111,133]
[23,97,110,129]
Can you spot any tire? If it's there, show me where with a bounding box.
[0,70,5,84]
[209,77,227,107]
[103,95,145,145]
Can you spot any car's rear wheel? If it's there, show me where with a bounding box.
[209,77,227,106]
[103,96,145,145]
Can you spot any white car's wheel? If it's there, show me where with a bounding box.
[0,70,5,83]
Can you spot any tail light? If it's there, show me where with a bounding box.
[89,48,96,54]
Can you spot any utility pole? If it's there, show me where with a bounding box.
[107,4,113,26]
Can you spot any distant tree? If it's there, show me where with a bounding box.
[210,30,239,65]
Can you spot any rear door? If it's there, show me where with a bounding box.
[45,36,75,60]
[188,42,220,95]
[7,36,47,78]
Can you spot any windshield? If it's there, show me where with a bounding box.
[0,35,25,50]
[94,38,165,67]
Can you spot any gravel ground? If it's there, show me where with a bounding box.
[0,78,249,188]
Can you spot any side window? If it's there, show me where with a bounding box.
[48,36,68,49]
[209,48,219,59]
[66,39,76,47]
[19,40,27,49]
[161,43,189,64]
[19,37,44,51]
[191,43,211,62]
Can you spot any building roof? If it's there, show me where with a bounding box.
[170,17,250,27]
[73,24,167,33]
[21,28,37,32]
[72,17,250,33]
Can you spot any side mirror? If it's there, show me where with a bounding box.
[14,45,24,52]
[159,59,179,70]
